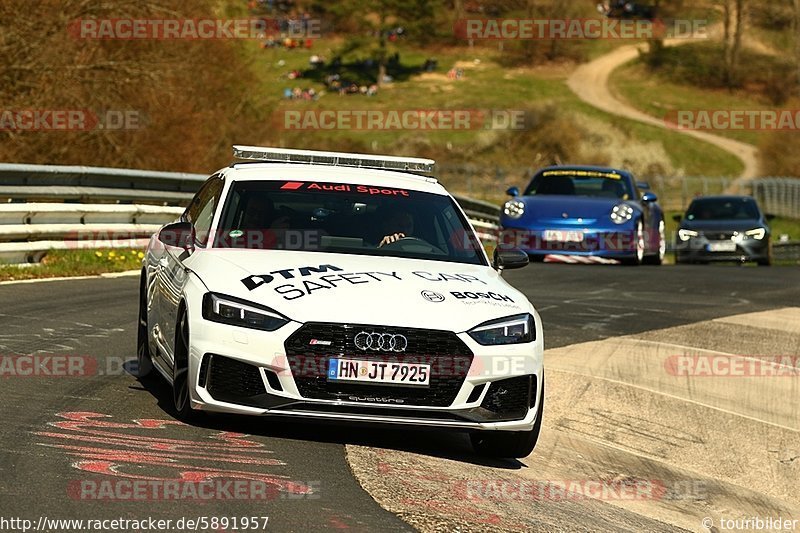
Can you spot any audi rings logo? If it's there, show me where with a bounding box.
[354,332,408,352]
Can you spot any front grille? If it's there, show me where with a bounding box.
[285,323,473,407]
[703,231,735,241]
[206,355,266,405]
[481,375,536,419]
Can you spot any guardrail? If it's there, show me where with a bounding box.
[774,242,800,262]
[0,163,204,205]
[0,203,183,263]
[0,163,501,264]
[1,163,796,265]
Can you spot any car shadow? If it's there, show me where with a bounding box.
[128,364,526,470]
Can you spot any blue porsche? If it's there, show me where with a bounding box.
[499,166,665,265]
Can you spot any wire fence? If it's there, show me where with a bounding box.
[751,179,800,219]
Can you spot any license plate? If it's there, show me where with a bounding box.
[707,241,736,252]
[544,230,584,243]
[327,358,430,386]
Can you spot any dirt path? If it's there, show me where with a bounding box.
[566,41,760,179]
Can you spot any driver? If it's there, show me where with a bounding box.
[377,209,414,248]
[240,194,290,230]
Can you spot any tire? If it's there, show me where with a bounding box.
[621,221,645,266]
[643,220,665,265]
[172,309,198,421]
[757,242,772,266]
[136,272,153,379]
[471,375,545,459]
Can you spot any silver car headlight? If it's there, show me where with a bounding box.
[503,200,525,219]
[745,228,766,240]
[678,229,699,241]
[610,204,634,224]
[468,313,535,345]
[202,293,289,331]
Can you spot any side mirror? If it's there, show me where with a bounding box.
[493,248,529,270]
[765,213,776,221]
[672,214,682,222]
[506,186,520,197]
[159,221,195,251]
[641,192,658,203]
[636,181,651,190]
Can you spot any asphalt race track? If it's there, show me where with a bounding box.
[1,264,798,532]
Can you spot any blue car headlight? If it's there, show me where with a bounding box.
[468,313,535,345]
[503,200,525,219]
[610,204,634,224]
[202,293,289,331]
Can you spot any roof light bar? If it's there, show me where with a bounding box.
[233,145,435,174]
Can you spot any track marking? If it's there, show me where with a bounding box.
[0,269,139,286]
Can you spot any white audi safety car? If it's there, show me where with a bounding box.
[138,146,544,458]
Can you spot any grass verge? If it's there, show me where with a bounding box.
[0,250,143,282]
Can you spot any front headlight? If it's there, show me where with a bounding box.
[202,293,289,331]
[610,204,634,224]
[745,228,766,240]
[468,313,535,345]
[678,229,699,241]
[503,200,525,219]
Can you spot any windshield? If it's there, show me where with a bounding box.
[214,180,487,266]
[685,198,760,221]
[524,170,632,199]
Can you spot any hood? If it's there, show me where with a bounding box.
[680,219,765,233]
[184,250,530,331]
[506,195,633,224]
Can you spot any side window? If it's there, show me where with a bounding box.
[185,176,224,247]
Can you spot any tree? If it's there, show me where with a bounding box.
[721,0,747,87]
[795,0,800,86]
[325,0,441,87]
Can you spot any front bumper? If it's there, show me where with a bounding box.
[184,309,544,432]
[675,236,769,263]
[499,226,640,259]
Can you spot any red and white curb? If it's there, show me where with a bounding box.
[544,254,620,265]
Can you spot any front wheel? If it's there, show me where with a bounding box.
[136,273,153,379]
[757,242,772,266]
[643,219,665,265]
[172,310,198,421]
[621,221,645,266]
[470,375,545,459]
